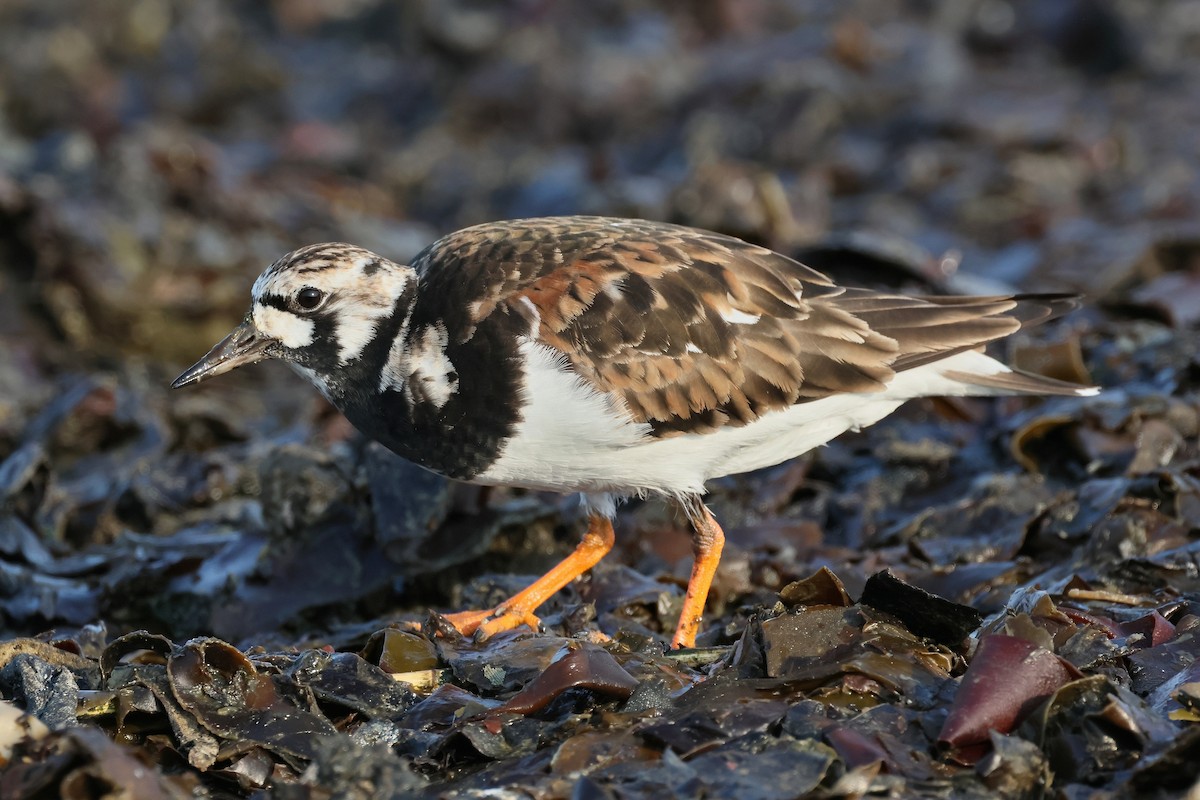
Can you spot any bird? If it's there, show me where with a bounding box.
[172,216,1097,649]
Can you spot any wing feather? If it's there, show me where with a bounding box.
[412,217,1085,438]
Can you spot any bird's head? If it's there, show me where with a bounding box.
[172,243,416,392]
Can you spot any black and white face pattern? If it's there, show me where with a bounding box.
[249,243,415,392]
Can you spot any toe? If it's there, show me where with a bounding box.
[435,607,541,639]
[439,608,494,636]
[476,609,541,639]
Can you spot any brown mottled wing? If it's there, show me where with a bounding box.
[415,217,1070,437]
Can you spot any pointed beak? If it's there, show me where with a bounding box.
[171,320,275,389]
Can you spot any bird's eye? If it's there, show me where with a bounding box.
[296,287,324,310]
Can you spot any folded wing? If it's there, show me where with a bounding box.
[415,216,1085,438]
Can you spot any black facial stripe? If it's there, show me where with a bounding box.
[282,312,340,380]
[258,293,292,312]
[299,315,339,361]
[356,284,416,373]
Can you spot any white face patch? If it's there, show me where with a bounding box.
[253,305,315,349]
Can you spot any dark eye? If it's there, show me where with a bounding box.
[296,287,324,310]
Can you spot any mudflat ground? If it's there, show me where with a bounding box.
[1,2,1199,798]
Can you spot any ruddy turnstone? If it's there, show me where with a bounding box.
[172,216,1096,648]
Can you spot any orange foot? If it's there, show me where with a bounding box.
[429,515,616,642]
[441,606,542,639]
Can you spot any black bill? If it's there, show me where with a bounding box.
[171,321,274,388]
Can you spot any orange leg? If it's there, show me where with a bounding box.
[441,515,615,639]
[671,501,725,649]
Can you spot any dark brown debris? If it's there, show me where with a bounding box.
[2,0,1200,797]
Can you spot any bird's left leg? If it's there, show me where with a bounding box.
[671,496,725,649]
[441,513,615,639]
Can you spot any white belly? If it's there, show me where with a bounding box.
[476,341,1016,497]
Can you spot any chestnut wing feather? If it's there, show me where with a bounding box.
[414,217,1063,437]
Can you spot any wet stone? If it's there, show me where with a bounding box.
[438,633,572,696]
[287,650,418,721]
[778,566,852,608]
[167,638,339,761]
[363,442,458,573]
[0,653,80,731]
[396,683,501,732]
[940,635,1079,758]
[363,628,440,674]
[859,570,983,647]
[498,645,637,714]
[760,607,864,678]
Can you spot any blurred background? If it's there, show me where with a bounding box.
[2,0,1189,373]
[0,0,1195,639]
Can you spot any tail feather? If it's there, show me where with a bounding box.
[821,288,1096,398]
[937,294,1095,396]
[1006,293,1083,326]
[941,367,1099,397]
